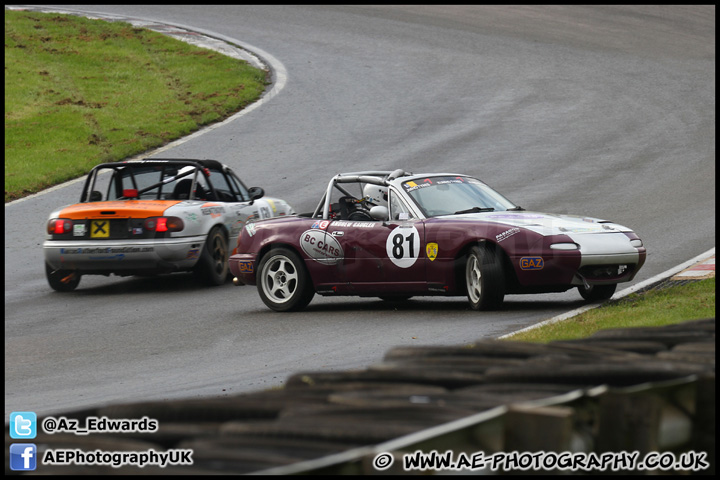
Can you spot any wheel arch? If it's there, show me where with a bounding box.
[212,222,230,239]
[256,241,314,282]
[197,222,230,260]
[197,222,229,246]
[453,239,517,294]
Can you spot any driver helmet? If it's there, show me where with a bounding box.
[363,184,388,207]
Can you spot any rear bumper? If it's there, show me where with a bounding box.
[43,236,206,274]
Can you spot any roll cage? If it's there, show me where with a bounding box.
[79,159,255,203]
[311,169,413,220]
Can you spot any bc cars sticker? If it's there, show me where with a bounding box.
[386,225,421,268]
[300,229,344,265]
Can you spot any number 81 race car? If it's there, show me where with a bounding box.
[229,169,646,312]
[43,159,294,291]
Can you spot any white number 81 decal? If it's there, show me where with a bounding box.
[386,225,421,268]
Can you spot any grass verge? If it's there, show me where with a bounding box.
[5,10,268,202]
[504,277,715,343]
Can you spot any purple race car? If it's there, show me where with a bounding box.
[229,170,646,312]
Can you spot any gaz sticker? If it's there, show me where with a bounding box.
[386,225,421,268]
[520,257,544,270]
[237,260,254,273]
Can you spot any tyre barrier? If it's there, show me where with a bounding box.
[5,318,714,475]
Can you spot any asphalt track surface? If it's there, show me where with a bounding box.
[4,5,715,417]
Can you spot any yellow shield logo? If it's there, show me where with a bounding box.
[426,242,438,261]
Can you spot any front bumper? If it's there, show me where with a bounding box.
[229,253,257,285]
[509,232,647,290]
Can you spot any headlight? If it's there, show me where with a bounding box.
[630,239,643,248]
[550,243,579,250]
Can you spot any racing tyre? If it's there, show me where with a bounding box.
[194,227,229,285]
[578,284,616,302]
[45,262,81,292]
[257,248,314,312]
[465,245,505,310]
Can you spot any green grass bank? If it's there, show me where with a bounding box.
[5,10,268,202]
[504,277,715,343]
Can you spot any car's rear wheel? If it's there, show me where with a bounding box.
[257,248,314,312]
[194,227,229,285]
[45,262,81,292]
[578,283,617,302]
[465,245,504,310]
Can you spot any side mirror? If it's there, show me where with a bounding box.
[247,186,265,202]
[369,205,389,221]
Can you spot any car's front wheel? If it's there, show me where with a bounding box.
[194,227,229,285]
[45,262,81,292]
[465,245,505,310]
[578,283,617,302]
[257,248,314,312]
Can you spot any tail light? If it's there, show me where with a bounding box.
[47,218,73,235]
[143,216,184,233]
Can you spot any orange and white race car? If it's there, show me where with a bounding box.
[43,159,294,291]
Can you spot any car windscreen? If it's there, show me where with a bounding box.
[401,176,517,217]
